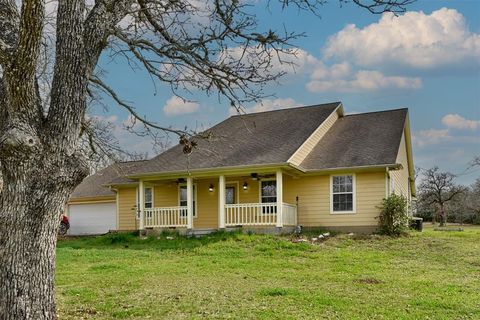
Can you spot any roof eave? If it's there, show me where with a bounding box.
[299,163,401,175]
[68,195,116,204]
[123,162,291,181]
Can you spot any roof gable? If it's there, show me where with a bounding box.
[299,109,408,170]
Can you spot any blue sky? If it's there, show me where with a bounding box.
[93,0,480,185]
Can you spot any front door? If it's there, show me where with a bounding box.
[226,186,236,204]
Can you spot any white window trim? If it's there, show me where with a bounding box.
[178,183,198,218]
[330,174,356,214]
[258,178,277,203]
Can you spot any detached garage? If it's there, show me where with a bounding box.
[67,161,144,235]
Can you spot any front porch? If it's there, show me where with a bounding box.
[142,202,297,229]
[137,170,298,231]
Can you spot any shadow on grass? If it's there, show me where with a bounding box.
[57,230,250,252]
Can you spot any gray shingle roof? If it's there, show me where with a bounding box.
[300,108,408,170]
[132,102,340,175]
[70,160,146,200]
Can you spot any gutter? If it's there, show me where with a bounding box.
[299,163,402,174]
[119,161,400,184]
[126,162,291,180]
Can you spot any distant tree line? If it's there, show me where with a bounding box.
[414,158,480,225]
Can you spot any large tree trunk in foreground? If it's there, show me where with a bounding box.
[0,1,90,316]
[0,143,89,319]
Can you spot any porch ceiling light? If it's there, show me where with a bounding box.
[243,182,248,190]
[208,184,214,192]
[251,173,258,180]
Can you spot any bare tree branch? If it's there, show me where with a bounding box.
[46,0,88,148]
[89,76,190,137]
[350,0,415,14]
[83,0,134,75]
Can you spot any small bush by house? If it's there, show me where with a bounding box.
[378,194,409,236]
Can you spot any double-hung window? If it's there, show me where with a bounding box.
[331,175,355,213]
[260,180,277,214]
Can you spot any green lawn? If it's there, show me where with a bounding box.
[56,225,480,319]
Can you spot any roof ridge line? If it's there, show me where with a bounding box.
[230,101,341,118]
[344,107,408,117]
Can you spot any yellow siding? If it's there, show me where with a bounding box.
[152,182,177,207]
[117,171,386,230]
[151,179,219,228]
[284,171,385,227]
[117,187,138,230]
[147,177,263,228]
[288,109,339,166]
[195,179,218,228]
[390,130,410,199]
[233,177,260,203]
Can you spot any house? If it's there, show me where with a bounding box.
[70,102,415,234]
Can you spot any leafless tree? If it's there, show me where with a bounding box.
[470,155,480,168]
[466,178,480,217]
[0,0,414,318]
[418,167,466,227]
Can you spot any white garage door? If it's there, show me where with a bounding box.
[69,202,117,235]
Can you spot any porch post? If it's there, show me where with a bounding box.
[139,179,145,230]
[187,177,193,230]
[276,170,283,228]
[219,175,226,229]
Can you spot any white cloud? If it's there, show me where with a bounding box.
[442,114,480,131]
[414,129,452,147]
[163,96,199,116]
[323,8,480,70]
[415,112,480,148]
[307,63,422,92]
[229,98,299,115]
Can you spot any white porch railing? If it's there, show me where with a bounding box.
[282,203,297,226]
[225,202,297,227]
[143,206,188,228]
[142,203,297,228]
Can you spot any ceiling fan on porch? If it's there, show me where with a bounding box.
[248,173,275,181]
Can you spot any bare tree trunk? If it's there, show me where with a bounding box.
[439,204,447,226]
[0,1,126,317]
[0,151,88,319]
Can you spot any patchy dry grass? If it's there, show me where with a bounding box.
[56,225,480,319]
